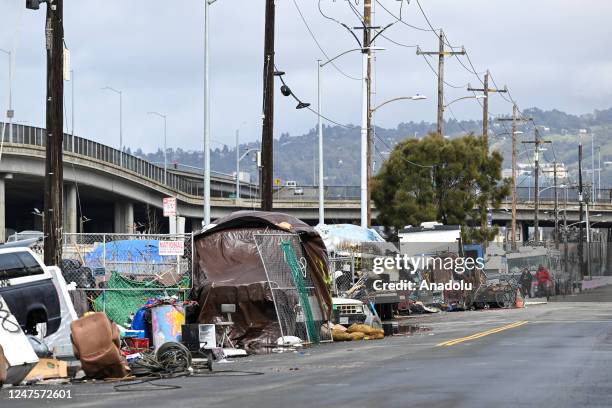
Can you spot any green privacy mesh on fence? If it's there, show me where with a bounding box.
[93,271,190,327]
[280,240,319,343]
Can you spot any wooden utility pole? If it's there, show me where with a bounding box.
[522,128,551,243]
[417,30,464,136]
[36,0,64,266]
[467,71,507,153]
[260,0,275,211]
[497,105,530,250]
[543,162,560,249]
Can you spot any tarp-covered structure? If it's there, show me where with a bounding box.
[190,211,331,352]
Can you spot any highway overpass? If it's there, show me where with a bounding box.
[2,123,612,240]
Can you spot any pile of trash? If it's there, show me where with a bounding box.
[331,323,385,342]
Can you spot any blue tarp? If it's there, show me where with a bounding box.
[83,239,169,268]
[315,224,385,252]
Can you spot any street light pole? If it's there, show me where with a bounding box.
[147,111,167,184]
[71,69,74,152]
[317,60,324,225]
[0,49,13,143]
[234,121,246,199]
[203,0,216,226]
[102,86,123,166]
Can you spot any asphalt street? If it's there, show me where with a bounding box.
[2,287,612,408]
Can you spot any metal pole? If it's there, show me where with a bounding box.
[317,60,324,225]
[591,133,595,204]
[553,162,559,249]
[598,146,601,200]
[119,90,123,167]
[511,104,517,250]
[203,0,211,225]
[534,133,540,242]
[71,69,74,152]
[235,128,240,199]
[586,202,591,279]
[7,50,12,144]
[360,49,368,228]
[163,114,167,185]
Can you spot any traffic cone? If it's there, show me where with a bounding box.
[515,289,525,308]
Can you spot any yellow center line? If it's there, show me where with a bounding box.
[436,321,529,347]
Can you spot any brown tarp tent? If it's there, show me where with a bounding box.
[190,211,331,352]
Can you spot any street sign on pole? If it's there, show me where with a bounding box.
[163,197,177,217]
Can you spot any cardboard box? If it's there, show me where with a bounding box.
[25,359,68,381]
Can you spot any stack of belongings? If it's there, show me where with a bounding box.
[70,312,130,379]
[0,345,7,386]
[331,323,384,341]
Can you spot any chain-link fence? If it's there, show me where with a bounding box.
[60,234,193,326]
[254,233,332,344]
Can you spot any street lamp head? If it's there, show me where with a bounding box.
[296,101,311,110]
[513,131,524,135]
[410,94,427,100]
[476,95,487,100]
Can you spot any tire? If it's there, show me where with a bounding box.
[496,292,512,309]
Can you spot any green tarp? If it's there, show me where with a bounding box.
[93,271,189,326]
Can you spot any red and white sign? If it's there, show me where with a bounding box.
[163,197,177,217]
[158,240,184,256]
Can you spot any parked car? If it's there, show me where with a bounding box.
[0,247,61,336]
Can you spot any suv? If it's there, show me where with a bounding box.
[0,247,61,336]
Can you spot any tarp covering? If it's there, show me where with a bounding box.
[315,224,385,253]
[190,211,331,352]
[93,272,189,327]
[84,240,166,266]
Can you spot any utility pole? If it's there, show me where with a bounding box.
[364,0,373,227]
[27,0,64,265]
[522,128,551,243]
[260,0,275,212]
[467,70,507,153]
[497,105,530,250]
[416,30,464,136]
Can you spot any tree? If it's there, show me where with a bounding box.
[372,133,510,242]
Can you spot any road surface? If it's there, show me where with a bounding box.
[2,288,612,408]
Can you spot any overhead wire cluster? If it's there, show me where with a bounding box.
[284,0,553,171]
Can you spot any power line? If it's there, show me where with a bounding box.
[375,0,434,32]
[421,54,469,89]
[291,0,360,81]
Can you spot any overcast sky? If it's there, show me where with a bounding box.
[1,0,611,153]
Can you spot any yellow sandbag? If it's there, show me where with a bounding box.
[332,330,352,341]
[332,324,348,332]
[349,332,365,341]
[347,324,377,335]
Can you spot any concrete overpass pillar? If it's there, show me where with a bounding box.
[0,177,5,243]
[114,202,134,234]
[522,222,529,243]
[64,183,77,234]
